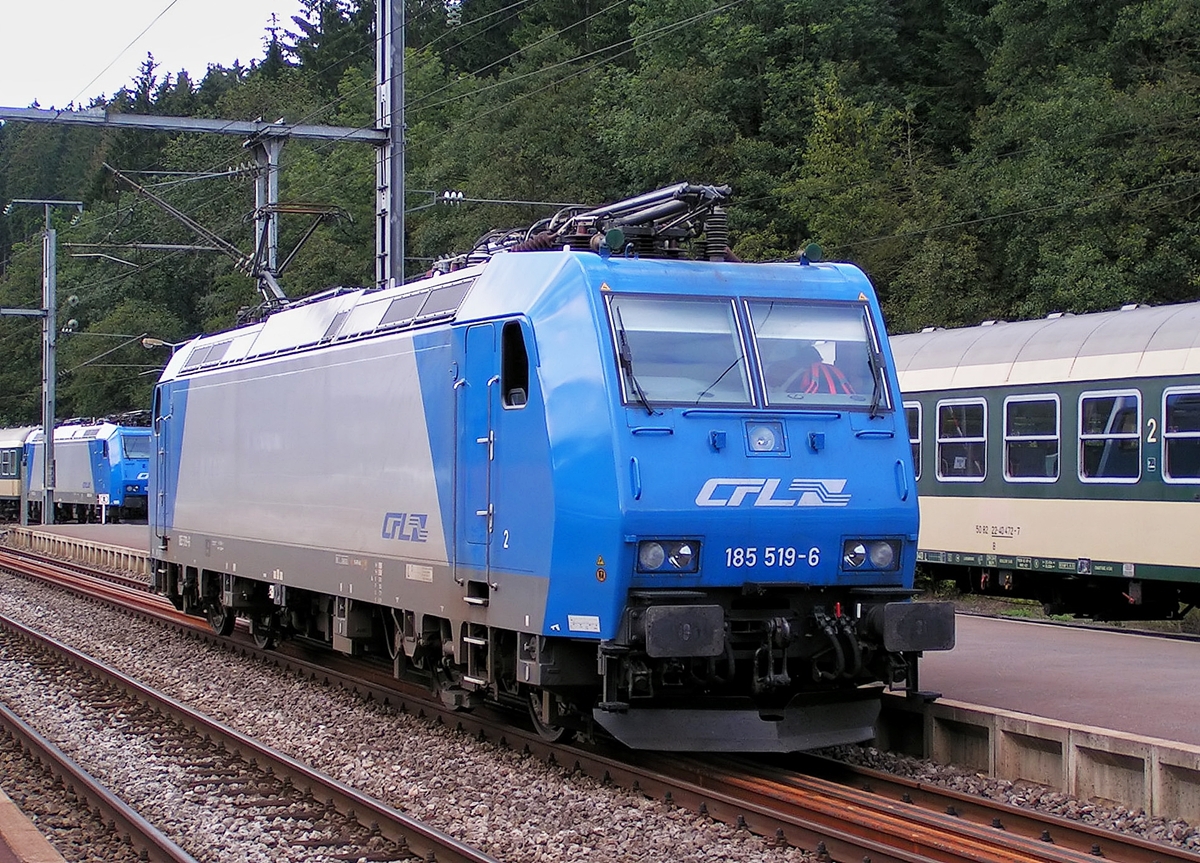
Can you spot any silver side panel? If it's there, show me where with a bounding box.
[160,532,551,641]
[29,439,96,500]
[172,337,448,563]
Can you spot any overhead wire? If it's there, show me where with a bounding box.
[1,0,617,301]
[286,0,542,128]
[0,0,526,293]
[832,172,1200,253]
[66,0,185,110]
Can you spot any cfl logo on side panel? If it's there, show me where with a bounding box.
[695,478,850,508]
[382,512,429,542]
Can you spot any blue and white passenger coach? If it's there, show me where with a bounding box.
[150,185,954,751]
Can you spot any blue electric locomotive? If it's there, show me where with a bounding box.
[26,422,151,523]
[149,185,954,751]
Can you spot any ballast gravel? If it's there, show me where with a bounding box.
[818,742,1200,852]
[0,574,808,863]
[0,732,145,862]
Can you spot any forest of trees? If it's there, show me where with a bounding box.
[0,0,1197,423]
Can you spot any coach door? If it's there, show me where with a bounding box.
[458,323,497,596]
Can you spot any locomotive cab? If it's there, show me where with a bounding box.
[556,261,957,750]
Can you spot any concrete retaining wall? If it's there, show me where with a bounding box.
[879,692,1200,821]
[1,527,152,578]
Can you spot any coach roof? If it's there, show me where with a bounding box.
[892,301,1200,392]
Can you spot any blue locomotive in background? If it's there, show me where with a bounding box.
[24,421,151,523]
[149,185,954,751]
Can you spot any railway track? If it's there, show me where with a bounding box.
[0,611,499,863]
[654,754,1200,863]
[0,698,199,863]
[2,546,1196,863]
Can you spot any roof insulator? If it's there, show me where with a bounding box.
[981,319,1006,326]
[1120,303,1140,311]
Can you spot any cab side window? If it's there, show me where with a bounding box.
[501,320,529,408]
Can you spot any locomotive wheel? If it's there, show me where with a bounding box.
[249,613,278,649]
[206,602,236,636]
[527,690,572,743]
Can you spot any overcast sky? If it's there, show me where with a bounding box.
[1,0,307,109]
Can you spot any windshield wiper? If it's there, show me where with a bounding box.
[866,340,888,419]
[695,357,742,403]
[614,307,656,416]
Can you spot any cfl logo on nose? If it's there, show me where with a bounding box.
[695,478,850,507]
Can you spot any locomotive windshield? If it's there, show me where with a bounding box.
[607,295,889,411]
[608,296,753,407]
[747,300,885,410]
[122,435,151,459]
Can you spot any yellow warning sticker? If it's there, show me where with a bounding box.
[596,555,606,566]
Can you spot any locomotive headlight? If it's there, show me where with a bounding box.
[843,542,867,568]
[842,539,901,571]
[668,542,695,570]
[638,541,666,571]
[746,421,785,453]
[637,540,701,573]
[748,425,777,451]
[868,540,896,569]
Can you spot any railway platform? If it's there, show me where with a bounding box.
[0,788,65,863]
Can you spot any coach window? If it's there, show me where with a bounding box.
[1004,396,1059,482]
[1079,390,1140,482]
[936,400,986,481]
[904,402,921,479]
[1163,388,1200,482]
[0,450,12,477]
[501,320,529,408]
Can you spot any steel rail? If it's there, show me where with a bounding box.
[778,753,1200,863]
[0,701,199,863]
[651,754,1200,863]
[0,542,151,592]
